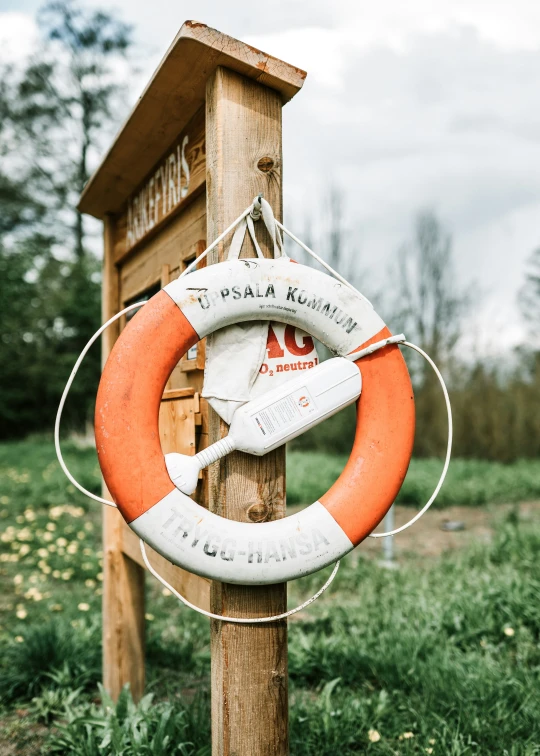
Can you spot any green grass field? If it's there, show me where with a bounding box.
[0,438,539,754]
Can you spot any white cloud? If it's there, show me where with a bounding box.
[0,12,38,62]
[1,0,539,347]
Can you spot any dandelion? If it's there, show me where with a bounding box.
[24,510,36,521]
[399,732,414,740]
[29,574,39,584]
[429,739,436,745]
[97,572,103,581]
[47,544,57,552]
[37,548,48,558]
[67,543,78,554]
[13,574,23,586]
[84,522,93,531]
[18,544,30,556]
[46,523,56,532]
[56,537,68,548]
[504,627,515,637]
[367,730,380,743]
[145,613,155,621]
[61,570,72,581]
[14,636,24,643]
[16,609,27,619]
[78,602,90,612]
[0,496,9,504]
[52,570,61,579]
[77,531,86,540]
[43,532,53,542]
[83,548,92,556]
[16,515,24,524]
[94,588,102,596]
[162,588,172,597]
[426,749,433,754]
[85,579,96,588]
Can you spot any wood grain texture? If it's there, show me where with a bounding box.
[102,216,146,702]
[206,66,288,756]
[78,21,305,219]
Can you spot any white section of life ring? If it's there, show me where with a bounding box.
[130,494,353,585]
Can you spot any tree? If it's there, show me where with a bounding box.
[12,0,133,257]
[392,210,471,456]
[0,0,134,439]
[519,247,540,346]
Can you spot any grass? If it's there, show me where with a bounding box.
[286,450,540,507]
[0,437,539,754]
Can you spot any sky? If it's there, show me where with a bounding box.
[1,0,540,354]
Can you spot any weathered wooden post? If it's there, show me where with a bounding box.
[78,22,305,752]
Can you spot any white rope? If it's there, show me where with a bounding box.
[140,539,340,624]
[54,301,146,507]
[275,219,374,308]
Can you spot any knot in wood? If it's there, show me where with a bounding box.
[247,501,270,522]
[257,156,274,173]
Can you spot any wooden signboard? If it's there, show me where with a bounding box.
[79,21,305,755]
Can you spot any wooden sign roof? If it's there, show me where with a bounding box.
[78,21,306,219]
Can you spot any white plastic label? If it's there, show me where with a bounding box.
[252,386,316,438]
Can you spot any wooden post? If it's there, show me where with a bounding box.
[206,66,288,756]
[101,216,146,701]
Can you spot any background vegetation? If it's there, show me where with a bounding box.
[1,440,539,754]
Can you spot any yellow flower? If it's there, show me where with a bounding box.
[85,579,96,588]
[97,572,103,581]
[14,635,24,643]
[504,627,515,637]
[145,613,155,621]
[161,588,172,597]
[46,523,56,532]
[83,548,92,556]
[426,749,433,754]
[67,543,78,554]
[56,537,68,547]
[16,609,27,619]
[78,602,90,612]
[18,544,30,556]
[24,510,36,521]
[0,496,9,504]
[13,574,23,586]
[77,531,86,540]
[61,570,72,581]
[400,732,414,740]
[52,570,61,579]
[37,548,48,558]
[429,739,436,745]
[43,532,53,542]
[47,544,57,552]
[16,515,24,524]
[84,522,93,531]
[367,730,380,743]
[50,604,63,612]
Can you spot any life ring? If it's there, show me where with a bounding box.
[95,259,415,585]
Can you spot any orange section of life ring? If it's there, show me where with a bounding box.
[95,291,198,522]
[320,326,415,544]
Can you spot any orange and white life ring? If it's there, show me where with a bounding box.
[95,258,415,584]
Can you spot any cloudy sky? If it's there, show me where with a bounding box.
[2,0,540,353]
